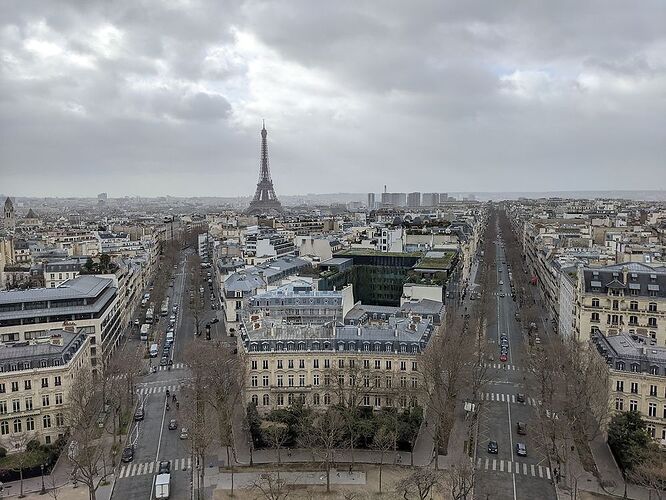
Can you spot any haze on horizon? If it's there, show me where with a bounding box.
[1,0,665,198]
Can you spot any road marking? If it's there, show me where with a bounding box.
[118,458,192,479]
[538,466,543,478]
[500,459,504,472]
[477,458,482,468]
[492,459,497,471]
[485,458,489,470]
[148,461,154,474]
[546,467,551,480]
[523,463,527,475]
[531,464,535,476]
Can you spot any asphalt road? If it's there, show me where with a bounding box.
[112,250,226,500]
[473,225,557,500]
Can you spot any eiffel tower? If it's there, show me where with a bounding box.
[246,121,284,215]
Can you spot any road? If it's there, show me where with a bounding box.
[111,250,227,500]
[473,221,557,500]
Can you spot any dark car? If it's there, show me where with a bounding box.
[487,440,498,454]
[517,422,527,435]
[121,446,134,463]
[210,318,220,324]
[133,407,144,421]
[516,393,526,404]
[168,419,178,430]
[158,461,171,474]
[516,443,527,457]
[160,356,169,366]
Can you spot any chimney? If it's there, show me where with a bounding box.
[50,334,64,346]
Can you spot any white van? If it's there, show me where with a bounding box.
[149,344,159,357]
[165,331,174,345]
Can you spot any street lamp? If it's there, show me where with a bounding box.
[39,464,45,495]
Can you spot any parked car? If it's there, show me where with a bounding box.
[134,407,144,421]
[133,319,140,326]
[516,393,526,403]
[516,443,527,457]
[180,428,189,440]
[168,419,178,430]
[499,353,508,362]
[517,422,527,435]
[499,280,504,285]
[160,356,169,366]
[122,446,134,463]
[487,440,498,454]
[210,318,219,324]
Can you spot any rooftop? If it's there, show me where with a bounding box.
[0,275,114,305]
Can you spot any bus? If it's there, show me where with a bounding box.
[140,324,150,341]
[160,297,169,317]
[146,306,154,324]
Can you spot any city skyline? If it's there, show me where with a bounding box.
[2,1,665,197]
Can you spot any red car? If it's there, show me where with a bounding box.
[500,353,508,362]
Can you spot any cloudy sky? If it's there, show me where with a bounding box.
[1,0,665,198]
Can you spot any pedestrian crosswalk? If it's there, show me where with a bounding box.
[136,384,181,396]
[476,457,551,480]
[118,457,192,479]
[482,363,521,371]
[152,363,186,371]
[480,392,538,406]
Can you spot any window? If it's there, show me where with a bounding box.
[616,361,625,371]
[386,377,392,388]
[0,402,5,414]
[11,382,18,392]
[288,375,294,387]
[12,418,21,433]
[277,395,284,406]
[591,312,600,322]
[43,414,51,428]
[400,376,407,388]
[323,393,331,405]
[41,378,48,388]
[648,403,657,417]
[262,375,269,387]
[277,360,283,369]
[262,394,269,406]
[650,385,657,397]
[631,364,640,373]
[251,360,257,370]
[262,360,269,370]
[251,394,258,405]
[386,360,392,370]
[288,360,294,369]
[374,396,381,407]
[0,384,5,394]
[12,400,20,413]
[45,436,51,445]
[349,359,355,368]
[313,359,319,369]
[288,393,294,405]
[400,361,406,371]
[648,317,657,327]
[648,302,657,312]
[411,377,418,389]
[612,300,619,311]
[299,359,305,369]
[629,301,638,311]
[324,359,330,369]
[55,394,63,405]
[251,376,258,387]
[630,382,639,394]
[26,417,34,431]
[412,362,418,371]
[629,316,638,326]
[338,374,344,386]
[0,421,8,435]
[363,376,370,388]
[324,375,330,386]
[24,380,31,391]
[629,400,638,412]
[338,359,344,368]
[25,398,32,411]
[299,375,305,387]
[313,393,320,405]
[42,395,50,407]
[313,374,319,386]
[374,360,380,369]
[362,395,370,406]
[277,376,283,387]
[615,398,624,411]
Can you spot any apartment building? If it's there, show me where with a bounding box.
[593,332,666,444]
[578,263,666,345]
[0,276,121,377]
[43,259,84,288]
[240,312,433,413]
[0,328,91,450]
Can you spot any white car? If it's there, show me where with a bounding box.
[499,281,504,285]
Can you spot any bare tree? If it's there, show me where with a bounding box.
[187,255,205,336]
[262,421,289,470]
[0,432,37,498]
[626,447,666,500]
[251,472,290,500]
[67,370,110,500]
[396,468,443,500]
[373,425,397,494]
[444,459,475,500]
[298,408,345,493]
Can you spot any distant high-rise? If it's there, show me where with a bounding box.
[367,193,376,210]
[246,122,283,215]
[97,192,107,206]
[440,193,449,203]
[422,193,439,206]
[407,192,421,208]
